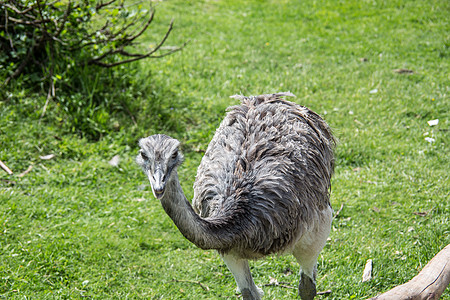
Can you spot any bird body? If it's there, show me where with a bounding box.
[137,93,335,300]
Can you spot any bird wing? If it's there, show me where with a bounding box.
[193,93,335,216]
[192,94,335,255]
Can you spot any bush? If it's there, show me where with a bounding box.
[0,0,185,139]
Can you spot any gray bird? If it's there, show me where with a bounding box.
[136,92,336,300]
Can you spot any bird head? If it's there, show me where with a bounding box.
[137,134,184,199]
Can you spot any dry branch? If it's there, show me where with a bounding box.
[18,165,33,177]
[87,19,188,68]
[367,244,450,300]
[0,160,13,175]
[170,279,210,291]
[333,203,344,219]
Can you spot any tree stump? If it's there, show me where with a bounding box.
[368,244,450,300]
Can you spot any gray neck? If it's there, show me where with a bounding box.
[159,172,236,250]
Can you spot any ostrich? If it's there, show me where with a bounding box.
[136,92,335,300]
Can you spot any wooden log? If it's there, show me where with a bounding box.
[368,244,450,300]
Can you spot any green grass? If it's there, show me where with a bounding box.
[1,0,449,299]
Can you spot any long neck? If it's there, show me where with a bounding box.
[159,172,237,251]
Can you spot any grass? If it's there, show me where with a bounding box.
[1,0,449,299]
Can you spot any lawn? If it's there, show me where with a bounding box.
[1,0,449,299]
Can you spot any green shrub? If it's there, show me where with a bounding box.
[0,0,184,139]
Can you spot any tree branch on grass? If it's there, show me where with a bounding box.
[367,244,450,300]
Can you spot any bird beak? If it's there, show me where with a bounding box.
[149,168,166,199]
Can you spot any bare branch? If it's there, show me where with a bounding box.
[125,9,155,43]
[96,0,117,11]
[5,7,14,51]
[68,21,112,51]
[4,46,35,86]
[4,3,36,15]
[0,160,13,175]
[53,1,71,38]
[44,0,62,8]
[7,15,51,25]
[87,40,187,67]
[367,244,450,300]
[18,165,33,178]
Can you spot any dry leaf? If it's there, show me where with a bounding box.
[427,119,439,126]
[362,259,373,282]
[108,155,120,167]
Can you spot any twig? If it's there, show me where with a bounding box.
[263,277,295,289]
[0,160,13,175]
[333,203,344,219]
[18,165,33,177]
[3,46,34,86]
[41,45,55,119]
[88,18,187,68]
[120,100,138,126]
[123,9,156,44]
[170,279,210,291]
[317,290,332,296]
[263,282,295,289]
[86,12,155,65]
[40,73,54,119]
[68,23,111,51]
[354,119,365,126]
[4,3,36,15]
[7,15,51,25]
[96,0,117,11]
[53,1,72,38]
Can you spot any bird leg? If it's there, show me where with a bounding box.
[298,271,317,300]
[293,245,319,300]
[293,207,332,299]
[221,253,263,300]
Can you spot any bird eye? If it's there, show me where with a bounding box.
[171,151,178,160]
[140,150,148,160]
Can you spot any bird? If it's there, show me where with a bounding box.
[136,92,336,300]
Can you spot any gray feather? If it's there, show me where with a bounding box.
[190,93,335,257]
[137,93,336,299]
